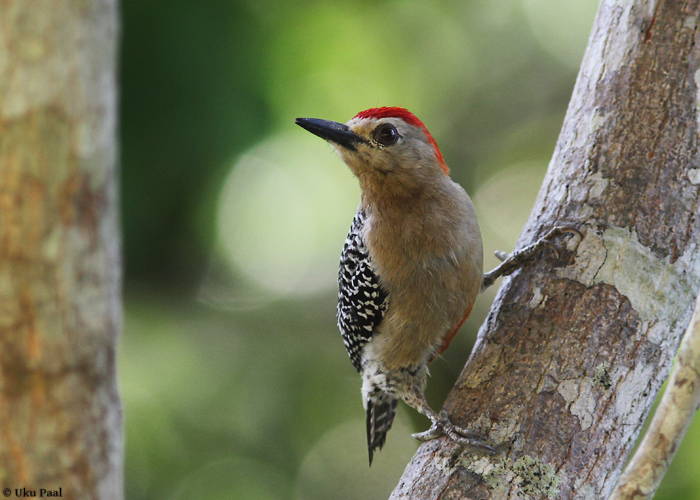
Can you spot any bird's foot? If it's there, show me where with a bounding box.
[411,412,495,454]
[482,225,582,290]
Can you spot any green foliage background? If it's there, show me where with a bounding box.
[118,1,700,498]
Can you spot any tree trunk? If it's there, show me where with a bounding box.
[0,2,122,498]
[391,1,700,498]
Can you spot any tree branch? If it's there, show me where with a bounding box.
[391,0,700,498]
[609,290,700,500]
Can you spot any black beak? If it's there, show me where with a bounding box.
[295,118,367,151]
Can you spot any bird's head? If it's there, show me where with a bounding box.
[296,107,450,198]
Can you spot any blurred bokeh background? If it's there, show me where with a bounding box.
[118,0,700,498]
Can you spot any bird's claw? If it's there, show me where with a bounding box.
[510,225,581,261]
[412,425,442,442]
[542,225,583,240]
[483,225,582,290]
[412,413,496,454]
[539,225,582,263]
[540,240,561,259]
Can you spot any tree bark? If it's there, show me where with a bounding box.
[392,1,700,498]
[0,2,122,499]
[609,292,700,499]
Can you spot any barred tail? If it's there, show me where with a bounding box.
[366,392,398,466]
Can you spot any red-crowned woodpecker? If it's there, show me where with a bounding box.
[296,107,578,465]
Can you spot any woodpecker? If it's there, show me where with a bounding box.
[296,107,577,465]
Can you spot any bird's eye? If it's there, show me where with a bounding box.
[373,124,400,146]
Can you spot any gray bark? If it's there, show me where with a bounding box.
[610,292,700,500]
[0,2,122,498]
[391,0,700,498]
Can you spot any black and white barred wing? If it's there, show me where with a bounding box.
[337,209,388,372]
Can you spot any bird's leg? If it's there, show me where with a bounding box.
[481,226,582,291]
[403,385,495,454]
